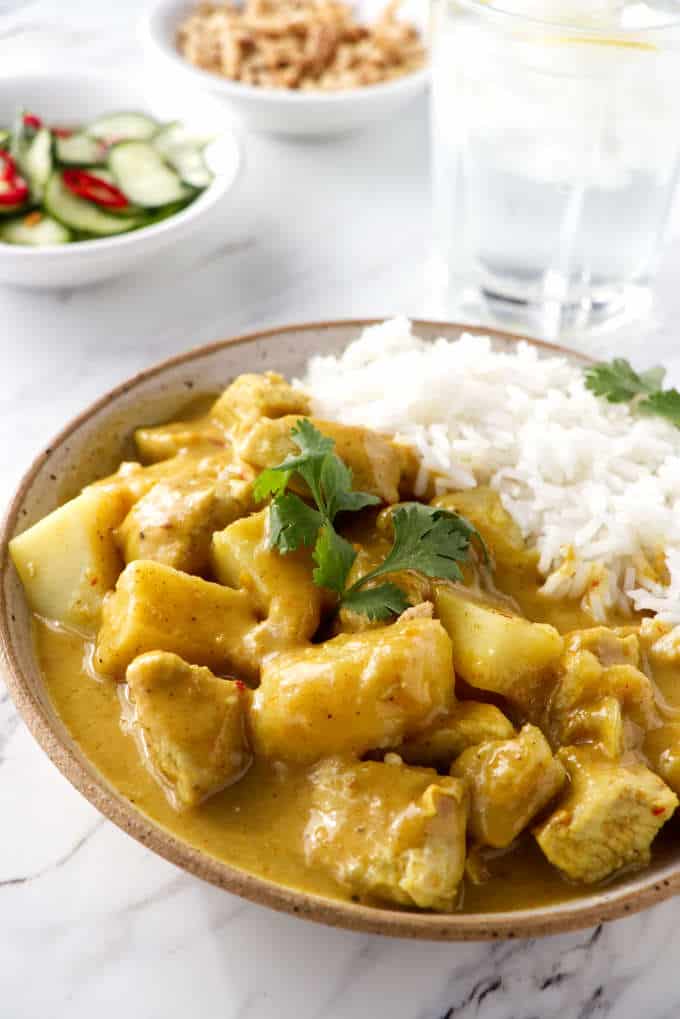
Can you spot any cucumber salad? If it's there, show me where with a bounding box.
[0,110,214,246]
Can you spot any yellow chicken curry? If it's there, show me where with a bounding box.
[11,371,680,913]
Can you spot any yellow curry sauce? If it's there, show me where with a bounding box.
[14,371,680,914]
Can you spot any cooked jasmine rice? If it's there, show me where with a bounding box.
[300,317,680,626]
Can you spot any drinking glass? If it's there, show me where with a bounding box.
[430,0,680,335]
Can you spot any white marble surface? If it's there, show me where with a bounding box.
[4,4,680,1017]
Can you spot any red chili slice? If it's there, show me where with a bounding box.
[0,149,17,182]
[62,169,129,209]
[52,127,73,139]
[22,112,42,130]
[0,176,29,205]
[0,149,29,205]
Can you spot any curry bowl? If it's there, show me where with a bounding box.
[2,319,680,941]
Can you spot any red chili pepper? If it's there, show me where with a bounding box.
[0,149,17,182]
[23,112,42,130]
[52,126,73,139]
[62,168,129,209]
[0,149,29,205]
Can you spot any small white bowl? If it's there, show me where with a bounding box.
[0,72,242,289]
[141,0,429,137]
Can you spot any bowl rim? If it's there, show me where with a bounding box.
[0,69,242,256]
[2,317,679,941]
[142,0,430,106]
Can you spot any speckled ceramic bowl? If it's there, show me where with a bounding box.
[1,320,678,940]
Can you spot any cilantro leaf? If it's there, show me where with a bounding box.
[257,422,491,621]
[312,522,356,593]
[347,503,488,592]
[269,493,323,554]
[253,467,292,502]
[584,359,665,403]
[639,388,680,427]
[320,454,380,521]
[341,583,411,621]
[290,418,335,459]
[257,420,380,566]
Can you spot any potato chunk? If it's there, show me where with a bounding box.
[134,419,227,463]
[211,372,310,436]
[238,415,405,504]
[434,585,563,713]
[399,702,516,768]
[95,560,259,681]
[305,756,468,911]
[116,478,244,575]
[127,651,251,807]
[534,746,677,883]
[251,616,455,763]
[10,486,129,634]
[211,508,322,653]
[452,724,566,848]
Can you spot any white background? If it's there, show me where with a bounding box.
[3,3,680,1017]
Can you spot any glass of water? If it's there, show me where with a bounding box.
[430,0,680,335]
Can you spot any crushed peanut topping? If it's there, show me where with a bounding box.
[177,0,425,91]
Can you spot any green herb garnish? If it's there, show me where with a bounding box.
[256,420,489,620]
[584,356,680,430]
[584,359,665,404]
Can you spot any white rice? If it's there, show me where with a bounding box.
[299,317,680,625]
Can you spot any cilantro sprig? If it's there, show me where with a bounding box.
[584,358,680,426]
[255,420,489,620]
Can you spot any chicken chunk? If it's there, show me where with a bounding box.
[644,724,680,795]
[9,485,129,634]
[545,648,659,755]
[434,584,563,714]
[91,449,241,506]
[251,616,455,763]
[305,756,468,911]
[452,724,566,848]
[126,651,252,807]
[211,508,322,653]
[116,477,245,575]
[399,702,516,768]
[238,415,406,504]
[566,626,640,668]
[211,372,310,437]
[534,746,677,883]
[134,418,227,463]
[95,560,260,681]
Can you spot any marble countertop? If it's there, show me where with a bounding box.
[4,4,680,1017]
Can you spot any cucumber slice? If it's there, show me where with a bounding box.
[0,213,70,246]
[154,122,212,155]
[0,129,10,148]
[22,127,52,201]
[108,141,192,208]
[56,132,106,166]
[163,145,213,189]
[153,123,214,188]
[44,172,141,236]
[87,112,159,142]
